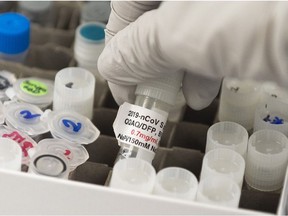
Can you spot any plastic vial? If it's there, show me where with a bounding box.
[245,129,288,192]
[196,176,241,208]
[53,67,95,120]
[17,1,53,26]
[200,148,245,188]
[74,22,106,83]
[205,121,249,158]
[109,158,156,194]
[0,12,30,63]
[114,73,183,164]
[0,137,22,171]
[28,152,69,179]
[218,78,261,131]
[153,167,198,201]
[80,1,111,24]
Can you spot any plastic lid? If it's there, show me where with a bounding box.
[205,121,249,158]
[18,1,52,13]
[135,72,183,106]
[3,101,49,136]
[245,129,288,191]
[218,78,261,130]
[37,138,89,171]
[0,12,30,54]
[0,137,22,171]
[46,110,100,144]
[29,153,69,179]
[110,158,156,194]
[77,22,105,44]
[0,125,37,165]
[53,67,95,119]
[13,77,54,106]
[201,148,245,188]
[196,176,241,208]
[81,1,111,24]
[153,167,198,200]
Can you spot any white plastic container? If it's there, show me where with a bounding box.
[153,167,198,201]
[109,158,156,194]
[218,78,261,130]
[245,129,288,192]
[196,176,241,208]
[205,121,249,158]
[74,22,106,83]
[53,67,95,120]
[200,148,245,188]
[0,137,22,171]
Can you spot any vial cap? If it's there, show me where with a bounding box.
[37,138,89,171]
[0,125,37,165]
[47,110,100,144]
[3,101,49,136]
[0,12,30,54]
[135,72,183,106]
[81,1,111,24]
[77,22,105,44]
[0,137,22,171]
[18,1,52,13]
[13,77,54,107]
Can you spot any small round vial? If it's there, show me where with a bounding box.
[153,167,198,201]
[109,158,156,194]
[206,121,248,158]
[29,153,69,179]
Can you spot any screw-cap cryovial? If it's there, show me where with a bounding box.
[218,78,261,130]
[0,12,30,62]
[81,1,111,24]
[196,176,241,208]
[53,67,95,119]
[18,1,52,25]
[74,23,105,82]
[200,148,245,188]
[205,121,248,158]
[153,167,198,201]
[46,110,100,145]
[3,101,49,136]
[110,158,156,194]
[245,129,288,191]
[0,137,22,171]
[253,101,288,136]
[37,138,89,171]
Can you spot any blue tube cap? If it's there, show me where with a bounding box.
[0,12,30,54]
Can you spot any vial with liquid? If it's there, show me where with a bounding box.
[114,72,183,163]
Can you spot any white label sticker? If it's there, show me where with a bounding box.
[113,102,168,154]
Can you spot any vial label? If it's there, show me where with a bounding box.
[113,102,168,153]
[20,80,48,96]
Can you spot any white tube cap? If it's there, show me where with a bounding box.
[0,137,22,171]
[53,67,95,120]
[110,158,156,194]
[153,167,198,201]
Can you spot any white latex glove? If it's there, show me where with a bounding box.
[98,1,288,110]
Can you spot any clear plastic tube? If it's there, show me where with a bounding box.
[114,95,170,164]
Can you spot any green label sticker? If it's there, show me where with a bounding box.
[20,80,48,96]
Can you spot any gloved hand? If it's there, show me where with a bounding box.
[98,1,288,110]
